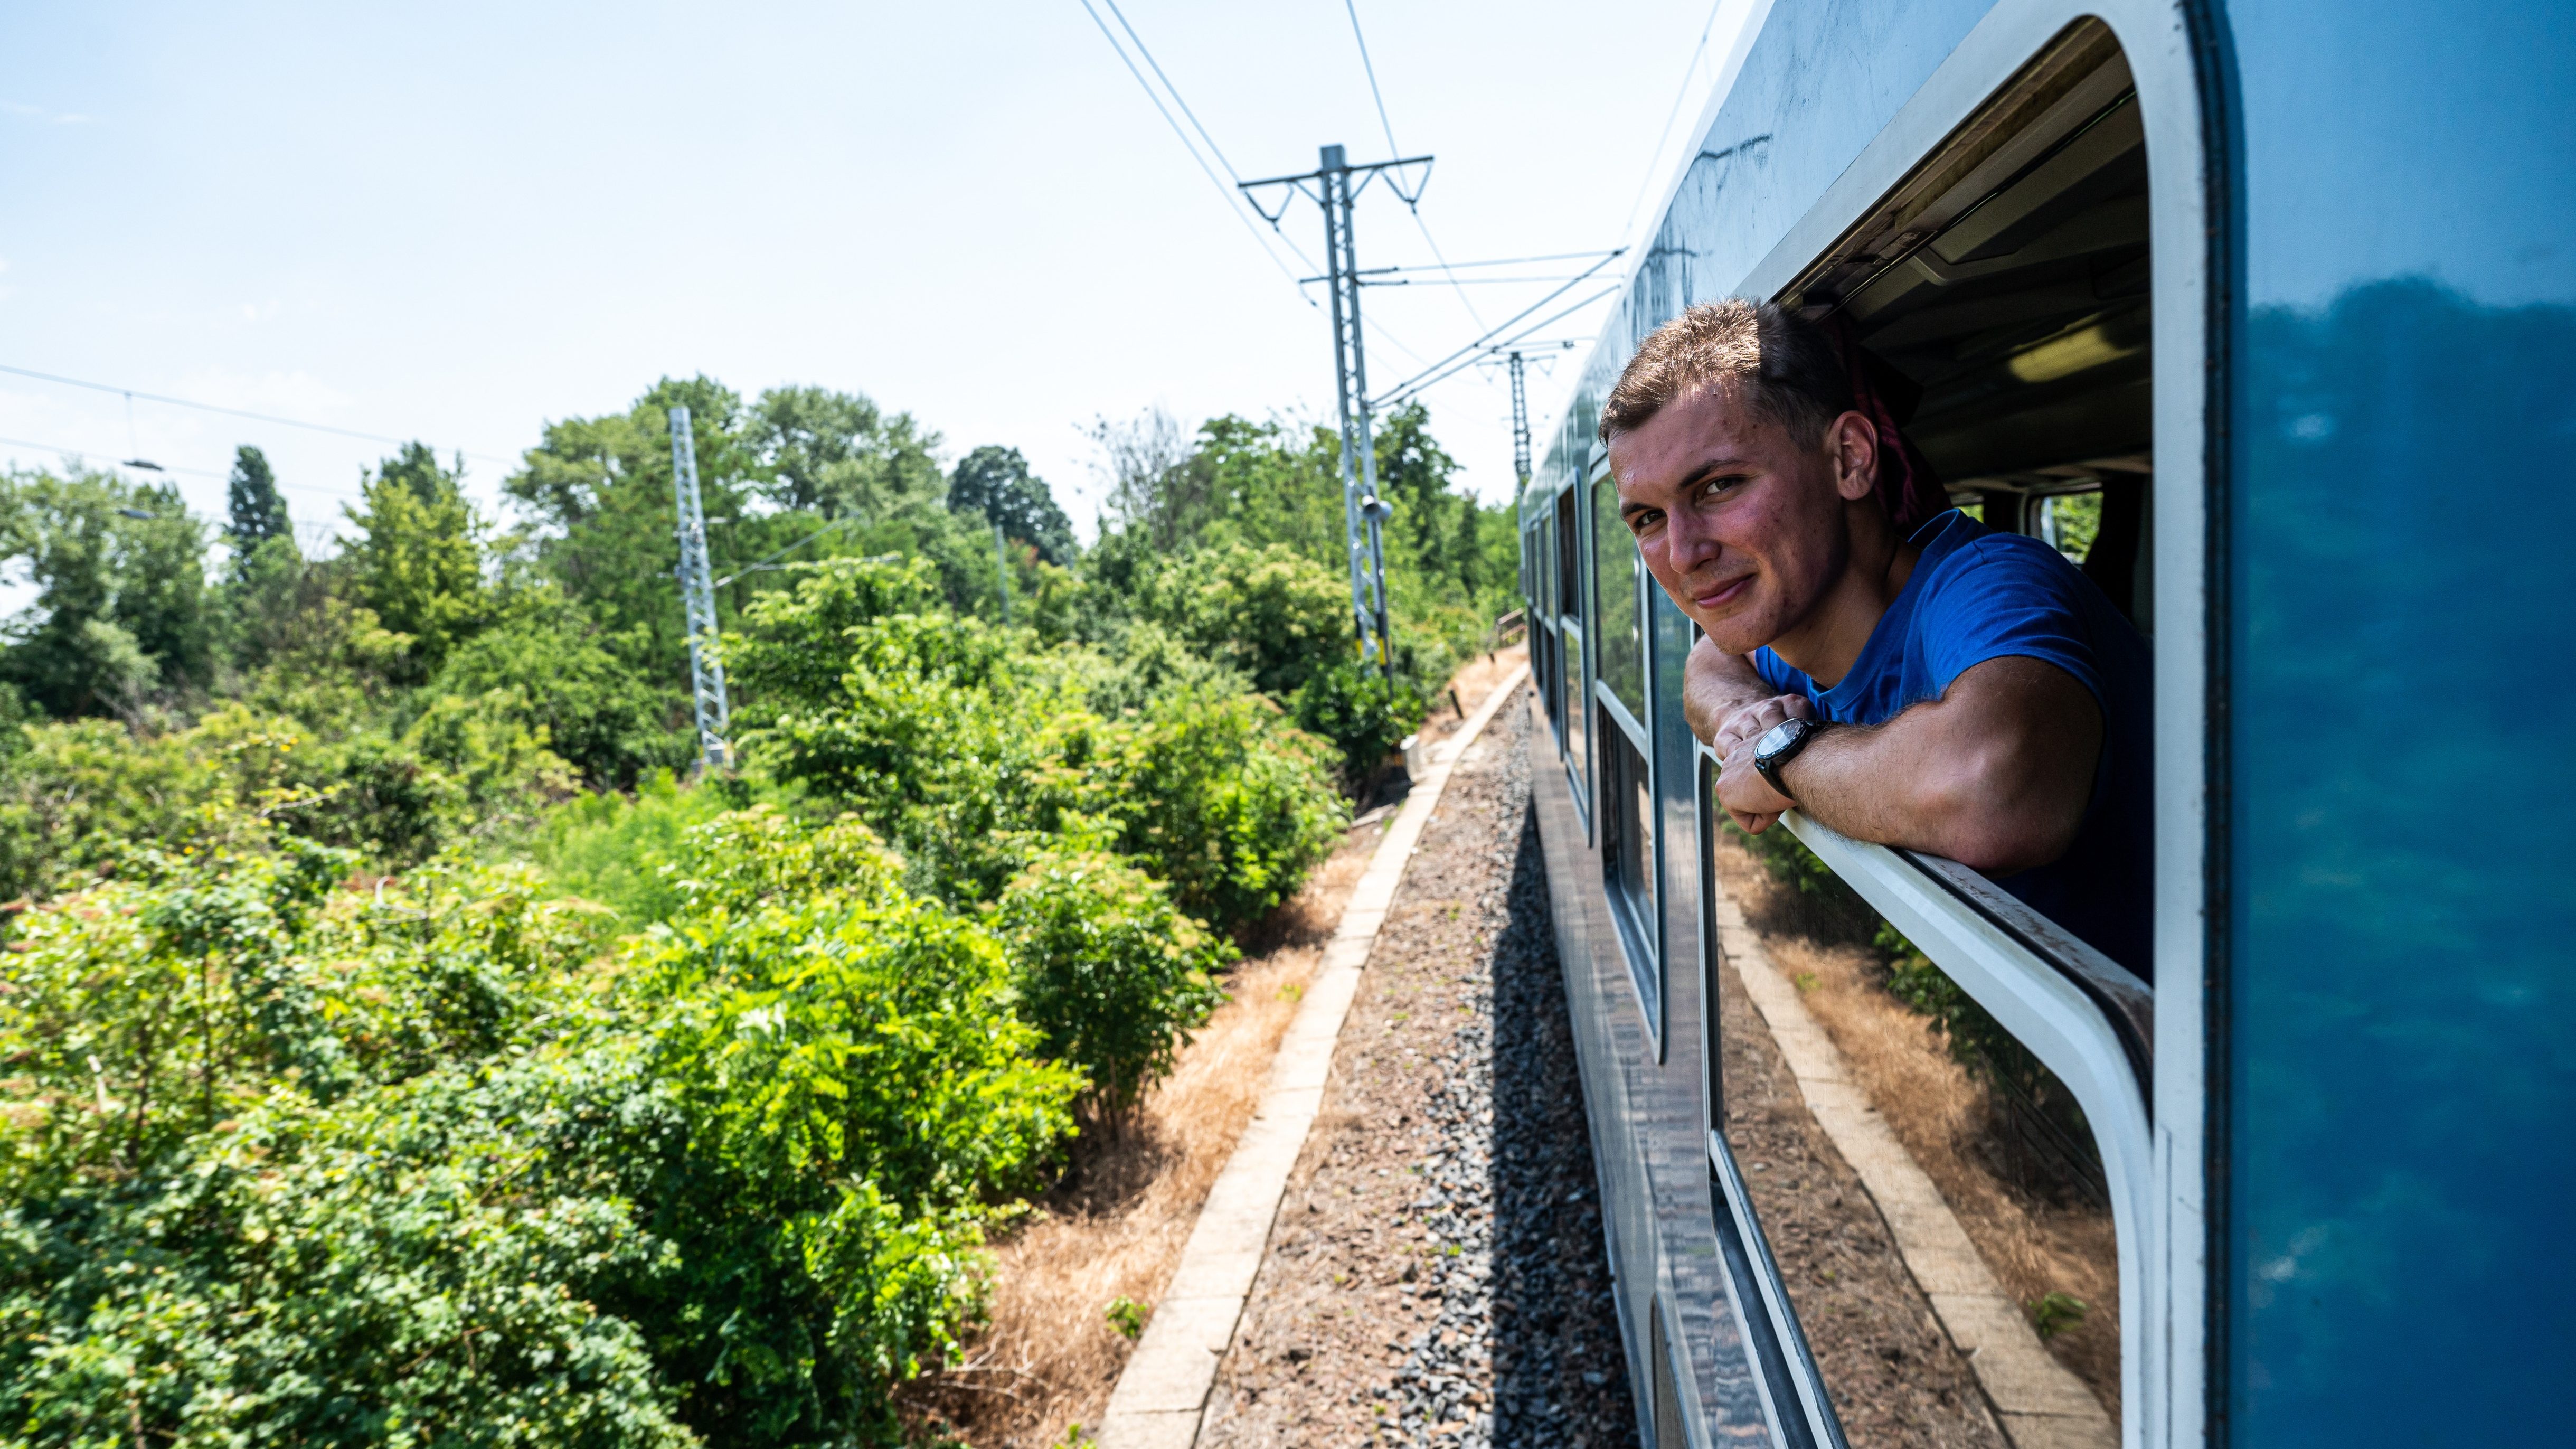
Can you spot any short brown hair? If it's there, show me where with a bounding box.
[1599,299,1854,445]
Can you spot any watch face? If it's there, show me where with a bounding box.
[1755,718,1804,760]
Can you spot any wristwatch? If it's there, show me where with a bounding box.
[1752,717,1826,802]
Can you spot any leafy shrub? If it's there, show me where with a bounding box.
[1135,542,1349,698]
[663,804,906,917]
[627,880,1082,1439]
[733,577,1087,904]
[435,605,690,789]
[0,807,1086,1448]
[1092,689,1345,932]
[994,846,1233,1121]
[1291,658,1430,787]
[506,767,745,926]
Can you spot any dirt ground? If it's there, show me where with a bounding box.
[1711,906,2009,1448]
[1710,836,2122,1420]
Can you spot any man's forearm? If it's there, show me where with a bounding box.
[1682,637,1776,742]
[1767,658,2101,873]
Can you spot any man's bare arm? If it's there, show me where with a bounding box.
[1682,636,1793,743]
[1712,656,2103,876]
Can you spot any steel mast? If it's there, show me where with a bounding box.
[667,404,731,770]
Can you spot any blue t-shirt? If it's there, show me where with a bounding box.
[1752,510,2153,977]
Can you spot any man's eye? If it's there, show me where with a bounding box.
[1628,510,1663,536]
[1700,474,1749,500]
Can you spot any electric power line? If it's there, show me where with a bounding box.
[0,430,371,503]
[0,361,516,468]
[1075,0,1321,297]
[1339,0,1488,334]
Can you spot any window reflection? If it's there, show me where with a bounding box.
[1591,472,1644,713]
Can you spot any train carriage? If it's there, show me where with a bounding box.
[1517,2,2576,1446]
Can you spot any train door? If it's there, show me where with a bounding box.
[1683,12,2207,1448]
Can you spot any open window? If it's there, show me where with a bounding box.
[1701,18,2169,1448]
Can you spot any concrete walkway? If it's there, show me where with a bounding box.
[1095,665,1530,1449]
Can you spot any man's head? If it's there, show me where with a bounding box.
[1602,299,1889,655]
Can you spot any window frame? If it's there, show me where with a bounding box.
[1702,5,2218,1444]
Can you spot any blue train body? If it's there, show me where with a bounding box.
[1516,3,2576,1445]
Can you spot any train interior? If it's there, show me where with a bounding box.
[1782,20,2153,628]
[1746,18,2152,1424]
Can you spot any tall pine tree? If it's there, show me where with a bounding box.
[224,445,293,561]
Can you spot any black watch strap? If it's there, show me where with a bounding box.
[1752,717,1825,801]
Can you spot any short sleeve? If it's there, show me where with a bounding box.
[1914,539,2108,708]
[1750,646,1797,694]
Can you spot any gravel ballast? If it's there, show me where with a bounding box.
[1201,694,1638,1448]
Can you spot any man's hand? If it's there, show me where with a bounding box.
[1682,636,1779,745]
[1711,693,1815,835]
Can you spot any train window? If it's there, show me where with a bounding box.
[1555,485,1590,815]
[1590,464,1645,716]
[1600,706,1659,1031]
[1706,18,2164,1442]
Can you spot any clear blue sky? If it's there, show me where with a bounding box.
[0,1,1746,549]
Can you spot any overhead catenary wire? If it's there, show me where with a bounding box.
[0,361,516,468]
[1377,286,1619,407]
[1075,0,1321,299]
[1370,249,1628,408]
[1339,0,1488,334]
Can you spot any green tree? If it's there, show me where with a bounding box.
[0,467,216,717]
[221,444,294,579]
[745,383,947,521]
[341,443,488,682]
[949,444,1075,566]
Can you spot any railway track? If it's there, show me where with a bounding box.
[1198,694,1640,1447]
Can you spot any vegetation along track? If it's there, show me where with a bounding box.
[1201,690,1640,1448]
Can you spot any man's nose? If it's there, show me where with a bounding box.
[1663,503,1724,572]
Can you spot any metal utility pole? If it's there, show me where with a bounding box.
[1507,349,1533,490]
[1241,143,1432,681]
[667,406,731,770]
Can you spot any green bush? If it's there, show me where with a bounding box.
[1093,689,1345,932]
[508,768,767,927]
[0,807,1086,1448]
[1135,542,1349,699]
[994,846,1233,1121]
[435,605,690,789]
[663,804,905,917]
[1291,658,1430,787]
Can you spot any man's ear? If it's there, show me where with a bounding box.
[1828,411,1879,503]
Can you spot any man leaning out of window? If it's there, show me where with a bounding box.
[1602,299,2152,977]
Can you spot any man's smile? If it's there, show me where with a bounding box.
[1689,570,1758,613]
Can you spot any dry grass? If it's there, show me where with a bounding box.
[905,826,1377,1447]
[1710,838,2123,1420]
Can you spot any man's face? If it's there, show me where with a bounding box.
[1607,380,1860,654]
